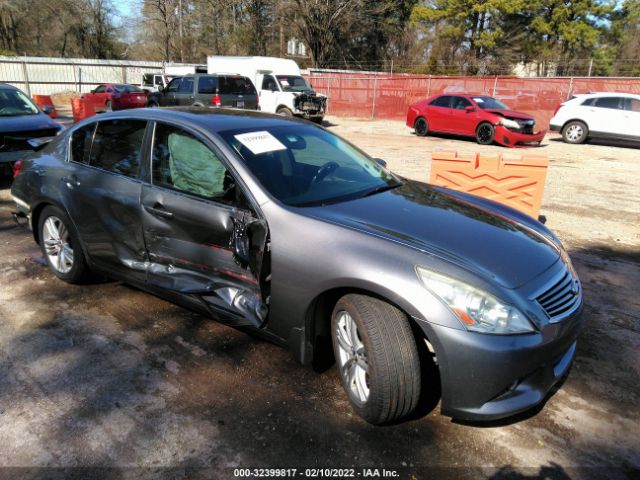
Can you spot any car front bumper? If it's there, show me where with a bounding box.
[495,125,546,147]
[414,301,583,421]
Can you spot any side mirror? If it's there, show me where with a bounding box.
[374,158,387,168]
[465,105,475,113]
[42,105,55,116]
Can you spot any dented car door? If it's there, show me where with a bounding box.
[141,121,269,327]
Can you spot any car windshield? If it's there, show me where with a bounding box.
[114,84,145,93]
[473,96,510,110]
[0,89,40,116]
[276,75,312,92]
[218,125,401,207]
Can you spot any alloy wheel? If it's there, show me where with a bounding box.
[565,124,583,142]
[335,310,370,403]
[42,216,74,274]
[478,124,493,143]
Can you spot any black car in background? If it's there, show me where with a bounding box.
[10,108,583,425]
[1,83,63,178]
[148,74,258,110]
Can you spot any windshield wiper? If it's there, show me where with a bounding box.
[361,181,403,198]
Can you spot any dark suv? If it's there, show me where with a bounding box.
[148,74,258,110]
[1,83,63,178]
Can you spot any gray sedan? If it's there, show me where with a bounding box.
[10,108,583,424]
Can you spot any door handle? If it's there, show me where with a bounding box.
[144,204,174,219]
[61,175,80,188]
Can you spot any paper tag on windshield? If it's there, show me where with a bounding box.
[280,80,290,86]
[234,131,287,155]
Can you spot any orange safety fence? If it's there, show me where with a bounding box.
[304,73,640,129]
[71,97,96,123]
[429,151,549,219]
[31,94,58,118]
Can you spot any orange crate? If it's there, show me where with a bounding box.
[430,151,549,219]
[32,94,58,118]
[71,97,96,123]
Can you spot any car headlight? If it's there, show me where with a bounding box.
[499,118,520,129]
[416,267,534,334]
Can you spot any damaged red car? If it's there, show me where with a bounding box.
[406,94,545,147]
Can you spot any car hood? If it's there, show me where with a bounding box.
[484,109,534,121]
[0,113,61,135]
[304,181,560,289]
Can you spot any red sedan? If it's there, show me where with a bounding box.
[81,83,148,112]
[406,94,545,147]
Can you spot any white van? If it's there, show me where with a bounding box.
[207,56,326,123]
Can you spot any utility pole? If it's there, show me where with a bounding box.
[588,58,593,77]
[179,0,184,63]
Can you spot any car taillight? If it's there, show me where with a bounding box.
[13,159,23,179]
[553,104,563,116]
[211,95,222,106]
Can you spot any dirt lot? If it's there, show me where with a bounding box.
[0,114,638,479]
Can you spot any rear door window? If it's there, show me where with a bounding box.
[89,119,147,178]
[593,97,624,109]
[430,96,452,108]
[220,76,256,95]
[198,76,218,94]
[70,123,97,165]
[166,78,181,92]
[178,77,194,94]
[152,123,231,201]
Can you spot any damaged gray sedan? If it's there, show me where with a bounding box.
[11,108,583,425]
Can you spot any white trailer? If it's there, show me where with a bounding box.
[207,56,326,122]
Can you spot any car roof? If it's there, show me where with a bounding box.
[0,83,20,91]
[78,107,310,132]
[574,92,640,99]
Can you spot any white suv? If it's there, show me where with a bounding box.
[549,92,640,144]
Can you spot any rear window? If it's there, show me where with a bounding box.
[593,97,623,109]
[89,119,147,178]
[430,96,452,108]
[219,76,256,95]
[198,76,218,94]
[114,84,144,93]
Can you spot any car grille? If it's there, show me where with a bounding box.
[0,129,59,153]
[517,120,535,134]
[535,269,581,321]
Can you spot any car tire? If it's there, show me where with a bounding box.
[38,205,92,284]
[310,117,324,125]
[476,122,495,145]
[331,294,421,425]
[147,101,159,108]
[562,120,588,144]
[276,107,293,117]
[414,117,429,137]
[105,101,113,112]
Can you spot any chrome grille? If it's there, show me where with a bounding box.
[536,270,581,320]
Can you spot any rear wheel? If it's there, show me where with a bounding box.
[414,117,429,137]
[476,122,495,145]
[331,294,421,424]
[147,100,159,108]
[38,206,91,284]
[562,120,588,144]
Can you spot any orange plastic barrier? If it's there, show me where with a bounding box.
[430,151,549,219]
[32,94,58,118]
[71,97,96,123]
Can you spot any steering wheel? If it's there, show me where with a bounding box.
[311,161,339,185]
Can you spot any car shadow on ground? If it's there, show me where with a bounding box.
[548,136,640,149]
[410,131,548,148]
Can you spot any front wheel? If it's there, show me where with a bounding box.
[38,205,92,284]
[331,294,421,424]
[476,122,495,145]
[276,107,293,117]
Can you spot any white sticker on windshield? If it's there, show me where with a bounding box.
[280,80,290,86]
[234,131,287,155]
[473,97,484,103]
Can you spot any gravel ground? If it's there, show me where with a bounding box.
[0,113,638,479]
